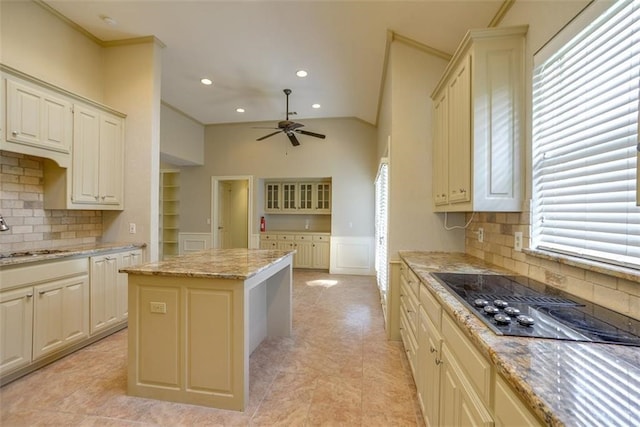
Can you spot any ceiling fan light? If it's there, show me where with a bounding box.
[100,15,118,26]
[312,103,321,109]
[200,78,213,85]
[296,70,308,78]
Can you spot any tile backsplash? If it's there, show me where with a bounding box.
[465,211,640,321]
[0,150,102,253]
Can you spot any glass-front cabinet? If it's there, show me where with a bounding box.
[264,179,331,214]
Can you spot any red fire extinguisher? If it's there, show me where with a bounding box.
[260,216,266,232]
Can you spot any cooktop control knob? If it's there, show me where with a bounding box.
[473,299,489,308]
[494,299,509,309]
[494,313,511,324]
[483,305,499,315]
[504,307,521,316]
[516,315,535,326]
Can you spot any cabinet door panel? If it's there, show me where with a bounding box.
[33,275,89,360]
[90,255,119,334]
[72,105,101,203]
[98,113,123,205]
[7,80,42,145]
[447,57,471,204]
[0,287,33,375]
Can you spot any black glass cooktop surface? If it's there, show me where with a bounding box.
[432,273,640,347]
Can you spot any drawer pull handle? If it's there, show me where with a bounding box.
[430,346,436,353]
[26,294,33,298]
[435,359,443,366]
[39,291,46,295]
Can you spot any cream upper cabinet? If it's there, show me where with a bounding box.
[431,25,527,212]
[3,74,73,168]
[264,181,331,214]
[71,105,124,208]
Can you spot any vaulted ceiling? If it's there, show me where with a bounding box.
[43,1,506,126]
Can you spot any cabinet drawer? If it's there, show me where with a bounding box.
[495,375,542,426]
[419,284,442,329]
[261,234,278,240]
[401,263,420,296]
[442,313,492,404]
[295,235,312,241]
[277,234,295,241]
[312,235,330,242]
[399,309,418,376]
[1,257,89,291]
[400,279,419,334]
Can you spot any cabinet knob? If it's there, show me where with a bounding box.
[94,195,99,200]
[12,130,18,136]
[435,359,443,366]
[39,290,46,295]
[430,346,436,353]
[26,294,33,298]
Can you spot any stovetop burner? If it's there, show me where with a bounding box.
[432,273,640,347]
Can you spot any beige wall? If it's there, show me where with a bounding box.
[381,41,465,261]
[160,103,205,166]
[179,118,377,237]
[0,1,104,102]
[464,0,640,320]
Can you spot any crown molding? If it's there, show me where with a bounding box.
[33,0,165,48]
[488,0,516,27]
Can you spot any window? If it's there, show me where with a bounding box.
[375,159,389,296]
[532,0,640,269]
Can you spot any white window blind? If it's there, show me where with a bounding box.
[532,0,640,269]
[375,160,389,296]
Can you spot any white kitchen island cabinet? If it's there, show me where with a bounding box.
[122,248,294,411]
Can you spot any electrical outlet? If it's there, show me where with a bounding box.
[129,223,136,234]
[478,228,484,243]
[150,302,166,314]
[514,231,523,252]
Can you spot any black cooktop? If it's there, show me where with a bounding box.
[432,273,640,347]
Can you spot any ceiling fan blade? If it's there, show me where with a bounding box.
[257,131,282,141]
[287,133,301,146]
[287,122,304,130]
[296,129,326,139]
[253,126,279,130]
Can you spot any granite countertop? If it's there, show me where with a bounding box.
[120,248,295,280]
[399,251,640,427]
[0,242,146,267]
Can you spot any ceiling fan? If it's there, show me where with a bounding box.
[256,89,326,146]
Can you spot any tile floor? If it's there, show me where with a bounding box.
[1,270,424,426]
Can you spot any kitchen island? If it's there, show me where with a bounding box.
[120,248,294,411]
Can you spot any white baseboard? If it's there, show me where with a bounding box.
[178,232,212,254]
[330,236,375,275]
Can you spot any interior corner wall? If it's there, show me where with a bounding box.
[386,41,465,261]
[101,41,163,262]
[160,104,205,166]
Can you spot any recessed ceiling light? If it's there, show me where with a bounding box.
[312,103,321,109]
[236,108,245,113]
[100,15,118,26]
[296,70,308,78]
[200,78,213,85]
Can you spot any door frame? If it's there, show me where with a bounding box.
[211,175,254,249]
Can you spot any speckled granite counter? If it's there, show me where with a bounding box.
[399,251,640,427]
[119,248,295,280]
[0,242,146,267]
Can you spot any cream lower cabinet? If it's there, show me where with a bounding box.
[91,249,142,334]
[398,262,542,427]
[260,232,330,269]
[33,274,89,360]
[0,287,34,376]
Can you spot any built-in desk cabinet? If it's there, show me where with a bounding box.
[398,260,542,427]
[260,232,330,269]
[431,26,527,212]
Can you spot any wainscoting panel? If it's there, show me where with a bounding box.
[330,236,375,276]
[178,233,212,255]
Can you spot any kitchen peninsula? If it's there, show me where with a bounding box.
[120,248,294,411]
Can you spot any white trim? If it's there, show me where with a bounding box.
[329,236,375,275]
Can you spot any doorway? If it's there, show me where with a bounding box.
[211,176,253,249]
